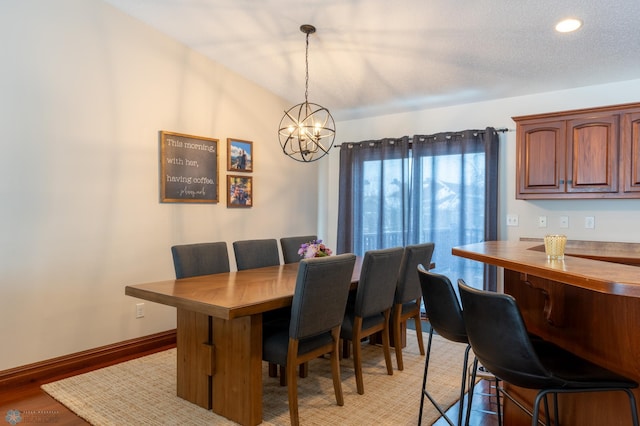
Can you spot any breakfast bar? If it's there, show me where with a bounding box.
[453,240,640,425]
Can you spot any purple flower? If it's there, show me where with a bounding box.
[298,239,332,258]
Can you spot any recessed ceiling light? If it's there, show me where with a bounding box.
[555,18,582,33]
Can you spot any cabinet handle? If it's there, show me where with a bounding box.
[567,180,573,184]
[560,180,564,184]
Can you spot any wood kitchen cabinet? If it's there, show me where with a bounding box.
[514,102,640,199]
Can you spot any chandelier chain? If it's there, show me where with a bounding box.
[304,31,309,104]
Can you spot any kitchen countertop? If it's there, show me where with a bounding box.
[452,240,640,297]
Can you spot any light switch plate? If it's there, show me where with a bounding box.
[585,216,595,229]
[538,216,547,228]
[559,216,569,228]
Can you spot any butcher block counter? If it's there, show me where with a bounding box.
[453,240,640,425]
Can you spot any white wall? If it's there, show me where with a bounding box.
[322,80,640,252]
[3,0,639,373]
[0,0,320,371]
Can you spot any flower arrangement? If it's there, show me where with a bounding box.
[298,239,333,259]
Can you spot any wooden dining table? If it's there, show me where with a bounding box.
[125,258,362,426]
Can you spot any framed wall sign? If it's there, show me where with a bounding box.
[159,131,219,203]
[227,138,253,172]
[227,175,253,207]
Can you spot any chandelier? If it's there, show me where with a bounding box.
[278,25,335,162]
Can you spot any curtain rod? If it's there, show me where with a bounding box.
[335,127,512,147]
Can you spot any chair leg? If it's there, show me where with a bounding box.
[455,345,472,426]
[532,391,548,426]
[286,341,300,426]
[352,318,365,395]
[624,389,640,426]
[413,311,425,355]
[395,307,426,371]
[418,329,433,426]
[464,356,478,426]
[299,362,308,378]
[342,338,350,359]
[393,306,404,370]
[272,362,305,385]
[330,327,344,406]
[542,393,551,425]
[269,362,278,377]
[279,365,286,386]
[381,310,394,376]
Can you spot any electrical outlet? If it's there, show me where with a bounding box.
[538,216,547,228]
[559,216,569,228]
[585,216,595,229]
[136,303,145,318]
[506,214,519,227]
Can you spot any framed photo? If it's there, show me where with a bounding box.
[159,131,218,203]
[227,138,253,172]
[227,175,253,207]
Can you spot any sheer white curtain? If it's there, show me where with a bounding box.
[337,128,499,290]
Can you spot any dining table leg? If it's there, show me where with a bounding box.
[176,309,213,409]
[212,314,263,426]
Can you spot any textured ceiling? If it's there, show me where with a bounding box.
[102,0,640,120]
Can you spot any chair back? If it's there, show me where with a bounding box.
[396,243,435,304]
[417,267,467,343]
[171,242,230,278]
[233,238,280,270]
[290,253,357,340]
[355,247,404,318]
[457,279,551,387]
[280,235,318,264]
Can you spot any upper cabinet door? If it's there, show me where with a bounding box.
[566,114,619,193]
[517,120,566,196]
[622,111,640,193]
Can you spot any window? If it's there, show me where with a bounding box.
[361,157,409,252]
[338,129,499,290]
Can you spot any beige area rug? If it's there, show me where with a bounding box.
[42,330,468,425]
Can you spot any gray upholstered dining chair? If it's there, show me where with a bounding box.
[171,242,230,278]
[262,253,357,426]
[392,242,435,370]
[340,246,404,395]
[233,238,280,270]
[280,235,318,264]
[458,279,639,426]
